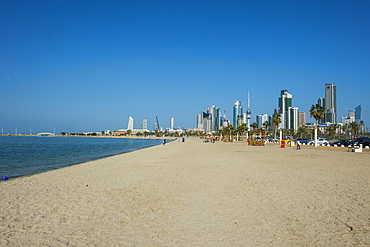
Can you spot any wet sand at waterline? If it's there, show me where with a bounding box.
[1,138,369,246]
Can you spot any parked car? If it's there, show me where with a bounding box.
[309,138,330,146]
[348,137,370,147]
[294,138,311,145]
[267,138,275,142]
[331,139,350,147]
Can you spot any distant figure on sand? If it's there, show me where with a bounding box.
[163,139,166,145]
[182,137,185,142]
[296,140,301,150]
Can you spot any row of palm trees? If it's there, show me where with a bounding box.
[309,104,364,146]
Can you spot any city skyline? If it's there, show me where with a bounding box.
[1,1,369,133]
[194,83,362,133]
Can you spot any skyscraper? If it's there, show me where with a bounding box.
[210,105,220,131]
[202,110,212,133]
[256,114,268,128]
[355,105,362,123]
[143,118,148,130]
[325,83,337,124]
[127,116,134,130]
[196,114,202,129]
[298,112,306,126]
[278,90,293,129]
[318,97,326,124]
[233,101,243,128]
[288,107,299,130]
[170,116,175,130]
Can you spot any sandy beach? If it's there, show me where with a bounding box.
[1,138,369,246]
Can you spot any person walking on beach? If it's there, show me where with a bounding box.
[163,139,166,145]
[296,140,301,150]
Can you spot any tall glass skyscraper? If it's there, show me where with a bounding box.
[211,105,220,131]
[256,114,268,128]
[355,105,361,123]
[325,83,337,124]
[278,90,293,129]
[233,101,243,128]
[288,107,299,130]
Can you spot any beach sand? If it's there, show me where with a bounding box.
[1,138,369,246]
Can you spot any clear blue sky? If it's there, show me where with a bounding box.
[1,0,369,133]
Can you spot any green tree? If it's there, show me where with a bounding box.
[346,121,359,139]
[326,124,338,140]
[221,125,234,134]
[250,122,259,131]
[235,123,249,140]
[297,125,307,138]
[262,121,270,131]
[309,104,325,147]
[262,121,271,138]
[271,113,282,141]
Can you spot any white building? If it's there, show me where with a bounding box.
[170,116,175,130]
[288,107,299,131]
[127,116,134,130]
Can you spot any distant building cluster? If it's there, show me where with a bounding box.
[112,83,364,136]
[194,83,364,134]
[112,115,185,136]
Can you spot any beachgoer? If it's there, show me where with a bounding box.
[296,140,301,150]
[163,139,166,145]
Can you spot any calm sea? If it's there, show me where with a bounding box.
[0,136,164,179]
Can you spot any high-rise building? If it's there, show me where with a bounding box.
[288,107,299,130]
[278,90,293,129]
[355,105,362,123]
[127,116,134,130]
[298,112,306,126]
[318,97,325,107]
[325,83,337,124]
[233,101,243,128]
[143,118,148,130]
[256,114,268,128]
[318,97,326,124]
[196,114,202,129]
[203,111,212,133]
[210,105,220,131]
[170,116,175,130]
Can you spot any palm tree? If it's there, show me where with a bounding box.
[309,104,325,147]
[326,124,338,140]
[346,121,359,139]
[235,123,248,141]
[262,121,271,138]
[271,113,282,141]
[250,122,259,131]
[297,125,307,138]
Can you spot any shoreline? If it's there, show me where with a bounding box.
[0,133,173,139]
[1,137,171,180]
[1,138,369,246]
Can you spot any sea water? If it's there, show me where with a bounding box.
[0,136,163,179]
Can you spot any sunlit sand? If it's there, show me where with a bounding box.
[1,138,369,246]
